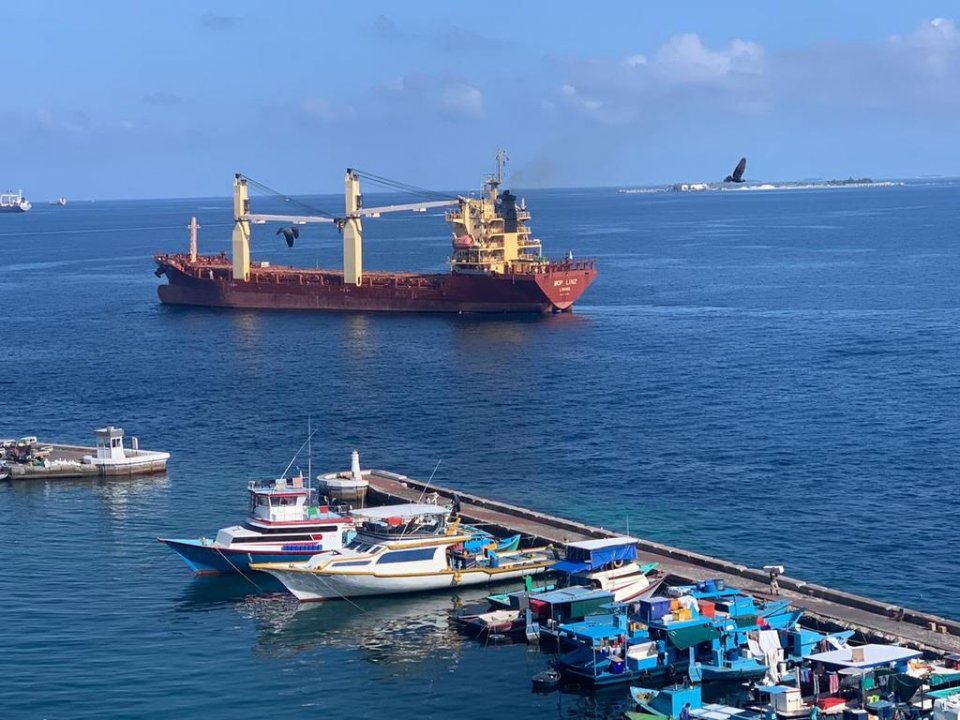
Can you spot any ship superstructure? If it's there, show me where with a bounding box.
[155,153,596,313]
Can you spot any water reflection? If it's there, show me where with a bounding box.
[91,473,172,520]
[339,313,379,362]
[232,311,262,341]
[175,574,288,612]
[244,589,493,667]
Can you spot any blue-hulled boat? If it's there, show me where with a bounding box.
[555,585,806,687]
[628,684,759,720]
[159,476,356,574]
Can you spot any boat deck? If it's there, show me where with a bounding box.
[2,442,167,479]
[364,470,960,656]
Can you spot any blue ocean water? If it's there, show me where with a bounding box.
[2,184,959,719]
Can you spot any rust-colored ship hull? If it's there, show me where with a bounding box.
[155,254,597,314]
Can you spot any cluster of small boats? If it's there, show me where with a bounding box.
[158,452,960,720]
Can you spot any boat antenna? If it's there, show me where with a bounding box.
[416,459,442,504]
[398,459,443,542]
[307,416,312,498]
[280,428,317,480]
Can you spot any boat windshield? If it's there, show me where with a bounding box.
[346,539,381,553]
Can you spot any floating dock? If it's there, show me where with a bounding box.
[360,470,960,656]
[2,427,169,480]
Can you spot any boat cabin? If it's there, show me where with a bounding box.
[350,503,451,539]
[554,537,639,576]
[247,476,352,527]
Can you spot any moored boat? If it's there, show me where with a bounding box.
[159,475,355,575]
[253,503,554,601]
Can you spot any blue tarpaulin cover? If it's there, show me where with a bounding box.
[552,539,638,574]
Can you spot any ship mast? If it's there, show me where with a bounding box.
[231,175,251,281]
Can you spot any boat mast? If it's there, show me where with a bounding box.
[307,416,312,499]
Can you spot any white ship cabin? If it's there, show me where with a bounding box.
[209,477,355,549]
[350,503,453,541]
[246,476,337,525]
[83,426,170,469]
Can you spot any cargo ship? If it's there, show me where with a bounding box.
[154,153,596,313]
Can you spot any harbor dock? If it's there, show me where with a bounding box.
[2,427,169,480]
[362,470,960,656]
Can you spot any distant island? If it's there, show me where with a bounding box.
[619,177,903,194]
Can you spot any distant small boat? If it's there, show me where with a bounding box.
[49,197,67,207]
[0,190,31,213]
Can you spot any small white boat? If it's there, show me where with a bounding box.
[49,197,67,206]
[82,426,169,475]
[254,503,553,601]
[316,450,369,503]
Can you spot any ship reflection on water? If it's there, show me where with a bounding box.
[246,590,489,667]
[178,581,492,669]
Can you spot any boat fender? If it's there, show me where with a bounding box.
[453,570,462,585]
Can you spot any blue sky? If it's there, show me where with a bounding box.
[4,1,960,199]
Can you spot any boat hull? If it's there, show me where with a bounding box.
[158,538,330,575]
[154,255,596,314]
[258,563,549,601]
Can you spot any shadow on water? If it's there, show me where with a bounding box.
[175,573,290,611]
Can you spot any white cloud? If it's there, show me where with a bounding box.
[653,33,764,82]
[553,17,960,126]
[439,82,484,118]
[890,17,960,74]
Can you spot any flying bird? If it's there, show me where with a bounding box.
[276,226,300,247]
[724,157,747,183]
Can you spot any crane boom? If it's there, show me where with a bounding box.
[231,171,461,284]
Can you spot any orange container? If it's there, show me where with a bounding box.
[670,598,680,611]
[700,600,716,619]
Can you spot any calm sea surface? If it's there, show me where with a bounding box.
[2,184,959,719]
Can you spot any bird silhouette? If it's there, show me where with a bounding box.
[276,226,300,247]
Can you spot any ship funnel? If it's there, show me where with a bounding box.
[351,450,362,482]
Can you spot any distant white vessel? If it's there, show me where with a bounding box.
[0,190,31,213]
[49,197,67,207]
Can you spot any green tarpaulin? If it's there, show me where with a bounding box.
[667,623,718,650]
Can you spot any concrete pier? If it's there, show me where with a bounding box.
[362,470,960,656]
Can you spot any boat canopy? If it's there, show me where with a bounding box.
[552,537,638,574]
[805,644,921,669]
[350,503,449,520]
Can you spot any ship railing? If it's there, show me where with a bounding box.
[505,258,596,275]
